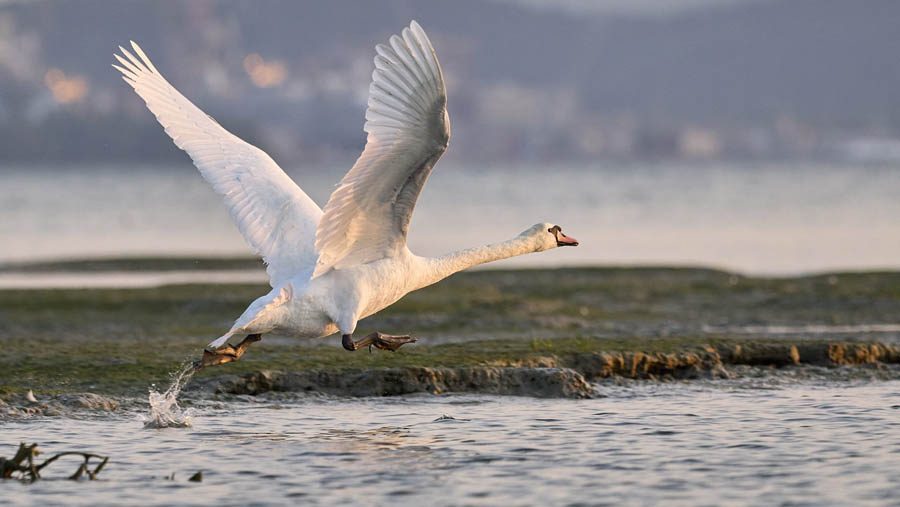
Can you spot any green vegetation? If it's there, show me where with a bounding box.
[1,266,898,396]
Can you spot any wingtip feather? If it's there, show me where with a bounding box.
[130,40,159,74]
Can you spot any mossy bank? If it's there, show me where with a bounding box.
[1,266,898,404]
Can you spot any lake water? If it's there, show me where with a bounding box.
[2,163,899,275]
[3,379,899,506]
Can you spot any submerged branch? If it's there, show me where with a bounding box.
[1,443,108,482]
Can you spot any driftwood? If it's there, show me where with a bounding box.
[0,443,108,482]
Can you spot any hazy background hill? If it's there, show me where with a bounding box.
[1,0,899,164]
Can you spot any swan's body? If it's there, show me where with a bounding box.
[113,21,578,357]
[227,229,564,343]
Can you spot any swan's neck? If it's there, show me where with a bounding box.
[417,235,539,288]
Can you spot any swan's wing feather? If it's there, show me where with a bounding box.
[113,42,322,287]
[314,21,449,276]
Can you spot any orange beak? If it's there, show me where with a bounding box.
[557,232,579,247]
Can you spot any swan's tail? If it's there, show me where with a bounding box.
[206,284,293,349]
[207,331,236,350]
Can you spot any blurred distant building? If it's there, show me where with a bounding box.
[0,0,898,166]
[837,137,900,164]
[679,128,720,160]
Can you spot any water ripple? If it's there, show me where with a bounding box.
[3,381,900,506]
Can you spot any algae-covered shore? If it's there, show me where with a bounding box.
[1,265,899,407]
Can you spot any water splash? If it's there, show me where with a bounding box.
[143,361,197,428]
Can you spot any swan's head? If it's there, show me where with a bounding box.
[522,223,579,251]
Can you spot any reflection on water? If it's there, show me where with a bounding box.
[4,381,899,506]
[1,163,899,274]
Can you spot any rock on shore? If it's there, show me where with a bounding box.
[1,392,120,419]
[214,341,900,399]
[216,367,595,399]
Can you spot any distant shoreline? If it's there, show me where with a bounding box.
[1,258,899,290]
[2,256,898,277]
[0,256,265,273]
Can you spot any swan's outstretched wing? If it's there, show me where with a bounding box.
[113,42,322,287]
[314,21,449,276]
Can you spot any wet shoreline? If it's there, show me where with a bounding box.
[3,339,899,419]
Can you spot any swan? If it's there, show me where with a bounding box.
[113,21,579,366]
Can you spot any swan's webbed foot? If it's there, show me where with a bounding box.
[342,332,417,352]
[194,334,261,370]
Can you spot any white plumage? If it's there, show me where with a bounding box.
[315,22,449,276]
[114,21,576,352]
[114,43,322,287]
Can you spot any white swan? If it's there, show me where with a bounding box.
[113,21,578,365]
